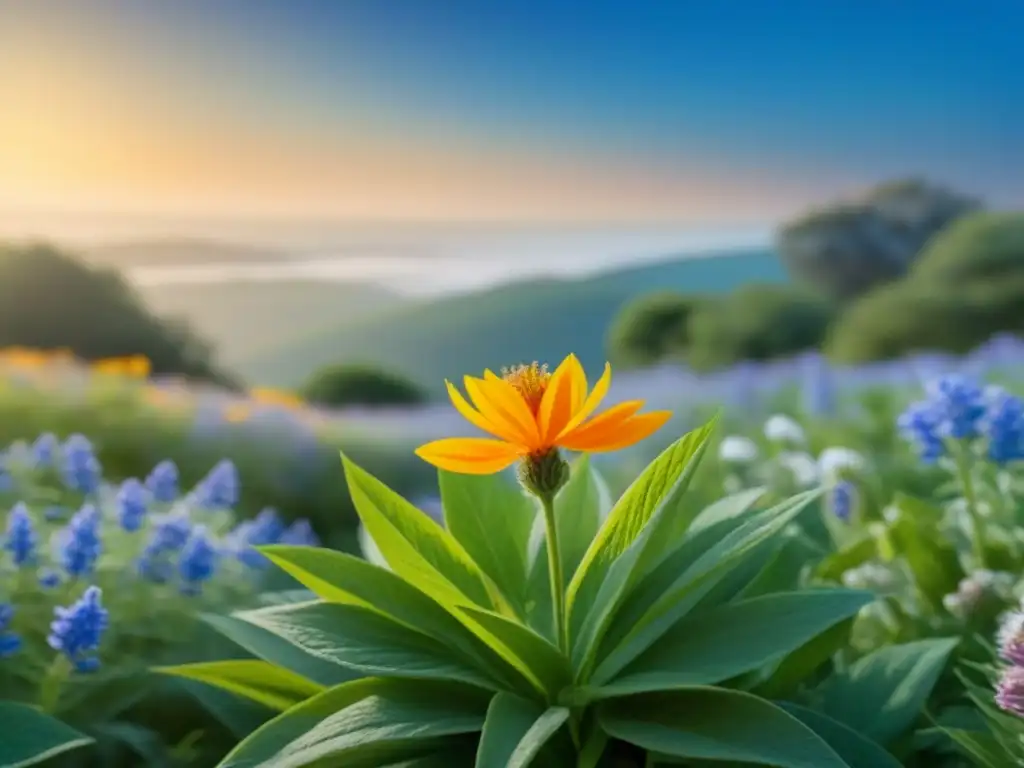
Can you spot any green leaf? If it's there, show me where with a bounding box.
[235,600,516,693]
[942,728,1014,768]
[0,702,94,768]
[475,693,570,768]
[158,660,324,712]
[176,677,274,740]
[220,678,490,768]
[587,589,873,698]
[816,535,877,583]
[814,637,959,745]
[342,454,495,611]
[753,616,857,699]
[597,687,848,768]
[566,421,719,672]
[202,612,357,687]
[457,605,572,698]
[591,490,820,683]
[260,545,523,689]
[780,703,903,768]
[439,470,535,614]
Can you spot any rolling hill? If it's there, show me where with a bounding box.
[140,280,402,367]
[236,247,788,390]
[83,238,291,267]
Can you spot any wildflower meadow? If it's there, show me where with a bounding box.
[4,339,1024,767]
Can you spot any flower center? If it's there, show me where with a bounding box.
[502,362,550,414]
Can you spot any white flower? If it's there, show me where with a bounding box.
[718,436,759,463]
[764,414,806,445]
[778,451,820,487]
[817,447,865,481]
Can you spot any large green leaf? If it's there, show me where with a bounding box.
[525,456,612,640]
[342,454,496,611]
[457,605,572,698]
[201,612,357,687]
[814,637,959,745]
[235,600,519,694]
[475,693,570,768]
[260,545,525,689]
[752,617,857,699]
[597,687,848,768]
[780,703,903,768]
[587,589,873,698]
[566,421,718,672]
[220,678,490,768]
[590,491,820,683]
[158,660,324,712]
[176,677,275,740]
[439,470,535,614]
[0,702,94,768]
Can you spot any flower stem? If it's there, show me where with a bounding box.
[540,493,567,653]
[39,655,72,714]
[954,442,986,569]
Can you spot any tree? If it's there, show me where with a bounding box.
[776,179,981,301]
[910,211,1024,285]
[605,292,708,367]
[686,284,833,370]
[0,243,232,384]
[301,363,427,408]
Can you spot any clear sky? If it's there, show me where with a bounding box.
[1,0,1020,233]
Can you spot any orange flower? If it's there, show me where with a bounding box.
[415,354,672,475]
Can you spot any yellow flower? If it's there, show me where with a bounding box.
[415,354,672,475]
[249,387,304,409]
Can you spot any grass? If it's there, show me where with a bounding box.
[238,247,787,390]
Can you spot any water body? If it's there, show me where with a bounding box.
[127,227,771,298]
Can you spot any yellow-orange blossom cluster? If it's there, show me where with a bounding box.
[415,354,672,474]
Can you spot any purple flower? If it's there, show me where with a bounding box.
[194,460,239,509]
[145,460,179,503]
[999,611,1024,666]
[61,434,102,495]
[48,586,108,673]
[279,519,319,547]
[56,505,102,578]
[178,526,219,595]
[115,479,148,532]
[996,666,1024,718]
[32,433,59,468]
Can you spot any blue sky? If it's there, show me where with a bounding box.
[2,0,1020,228]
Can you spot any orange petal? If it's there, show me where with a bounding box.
[538,355,584,444]
[556,400,645,451]
[445,380,513,440]
[466,376,541,450]
[570,411,673,453]
[558,362,612,438]
[415,437,522,475]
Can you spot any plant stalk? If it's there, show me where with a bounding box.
[39,655,72,714]
[954,442,986,569]
[540,493,567,653]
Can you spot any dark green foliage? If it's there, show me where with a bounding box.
[0,243,232,386]
[828,212,1024,363]
[686,284,834,370]
[301,363,427,407]
[605,292,709,367]
[777,179,980,301]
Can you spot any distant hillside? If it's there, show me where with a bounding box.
[237,247,787,389]
[84,238,290,267]
[140,280,401,367]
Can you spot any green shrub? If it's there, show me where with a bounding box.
[605,292,708,367]
[0,243,232,386]
[910,211,1024,285]
[687,284,834,370]
[301,363,427,407]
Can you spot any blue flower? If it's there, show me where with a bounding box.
[48,586,108,673]
[4,502,37,567]
[146,511,192,553]
[145,460,179,503]
[115,479,148,532]
[982,388,1024,465]
[178,526,219,595]
[56,505,102,578]
[279,519,320,547]
[32,433,59,468]
[38,569,61,589]
[830,481,856,522]
[924,374,987,440]
[61,434,102,495]
[897,400,944,463]
[194,460,239,509]
[227,508,284,568]
[0,604,21,658]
